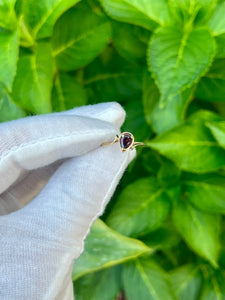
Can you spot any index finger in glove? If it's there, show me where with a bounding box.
[4,144,136,254]
[0,103,125,194]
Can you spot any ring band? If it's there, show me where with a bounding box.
[102,132,145,152]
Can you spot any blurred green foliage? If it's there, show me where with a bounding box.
[1,0,225,299]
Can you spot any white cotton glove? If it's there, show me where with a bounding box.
[0,102,136,300]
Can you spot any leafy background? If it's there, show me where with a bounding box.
[1,0,225,298]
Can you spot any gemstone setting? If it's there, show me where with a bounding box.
[119,132,134,151]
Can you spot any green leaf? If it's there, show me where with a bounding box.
[195,58,225,102]
[107,177,171,237]
[143,70,193,134]
[52,73,87,112]
[74,266,121,300]
[185,174,225,213]
[147,110,225,173]
[200,269,225,300]
[157,159,181,187]
[0,0,17,31]
[141,223,181,250]
[12,41,53,114]
[100,0,171,30]
[52,3,111,71]
[219,224,225,268]
[141,148,163,175]
[123,257,176,300]
[148,26,216,105]
[172,199,221,267]
[207,120,225,148]
[72,219,151,280]
[169,0,217,26]
[209,1,225,36]
[215,33,225,58]
[151,89,193,134]
[17,0,81,40]
[122,97,152,142]
[142,71,159,125]
[214,102,225,120]
[0,27,19,90]
[0,83,26,122]
[84,45,142,103]
[112,21,150,64]
[170,264,202,300]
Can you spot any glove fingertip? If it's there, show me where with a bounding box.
[64,102,126,128]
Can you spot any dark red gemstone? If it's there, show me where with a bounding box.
[120,133,133,149]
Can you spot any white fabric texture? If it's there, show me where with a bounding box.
[0,102,136,300]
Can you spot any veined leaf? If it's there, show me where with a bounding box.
[195,58,225,102]
[141,148,163,175]
[157,159,181,186]
[0,27,19,90]
[150,88,193,134]
[74,266,121,300]
[52,73,87,112]
[209,1,225,36]
[172,199,221,267]
[200,269,225,300]
[84,46,142,103]
[123,257,176,300]
[169,0,217,26]
[148,26,216,105]
[142,70,158,125]
[185,174,225,213]
[0,0,17,31]
[141,223,181,250]
[100,0,171,30]
[147,110,225,173]
[215,33,225,58]
[207,120,225,148]
[12,41,53,114]
[170,264,202,300]
[53,3,111,71]
[143,70,193,134]
[107,177,171,237]
[112,21,150,64]
[72,219,151,280]
[122,97,152,142]
[0,83,26,122]
[17,0,81,40]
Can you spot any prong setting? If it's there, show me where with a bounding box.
[101,131,145,152]
[119,132,134,152]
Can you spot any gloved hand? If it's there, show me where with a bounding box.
[0,102,136,300]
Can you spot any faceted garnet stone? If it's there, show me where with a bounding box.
[120,133,133,150]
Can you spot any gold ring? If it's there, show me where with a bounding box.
[102,132,145,152]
